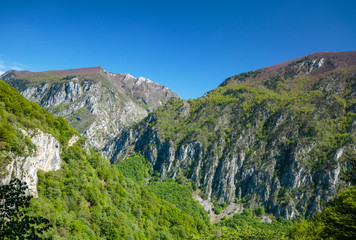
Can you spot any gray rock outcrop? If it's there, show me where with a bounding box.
[1,130,61,197]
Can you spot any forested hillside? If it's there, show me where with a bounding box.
[0,80,209,239]
[105,51,356,220]
[0,78,355,239]
[0,80,294,239]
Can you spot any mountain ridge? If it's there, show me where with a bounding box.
[220,51,356,87]
[1,66,179,150]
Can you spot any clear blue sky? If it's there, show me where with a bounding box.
[1,0,355,99]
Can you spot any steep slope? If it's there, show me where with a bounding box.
[288,186,356,239]
[0,80,77,196]
[109,72,179,112]
[105,51,356,220]
[1,67,179,150]
[0,80,211,239]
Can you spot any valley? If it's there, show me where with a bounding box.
[0,51,355,239]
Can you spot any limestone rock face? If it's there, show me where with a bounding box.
[109,73,180,112]
[1,67,179,150]
[105,123,349,220]
[1,130,61,197]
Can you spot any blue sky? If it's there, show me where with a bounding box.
[1,0,355,99]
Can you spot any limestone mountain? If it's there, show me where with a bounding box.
[104,51,356,220]
[0,80,212,239]
[0,80,78,197]
[1,67,179,150]
[0,79,300,240]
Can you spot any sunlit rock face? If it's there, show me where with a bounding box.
[1,67,179,150]
[1,130,61,197]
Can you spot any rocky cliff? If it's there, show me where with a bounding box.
[104,51,356,220]
[0,80,80,197]
[1,67,179,150]
[0,129,64,197]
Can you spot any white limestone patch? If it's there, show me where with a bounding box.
[68,134,80,147]
[193,190,213,212]
[261,216,272,223]
[1,129,61,197]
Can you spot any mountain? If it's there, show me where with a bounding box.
[1,52,355,239]
[0,80,78,197]
[0,79,295,239]
[1,67,179,150]
[104,51,356,220]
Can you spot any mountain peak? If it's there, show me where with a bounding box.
[221,51,356,87]
[0,66,107,81]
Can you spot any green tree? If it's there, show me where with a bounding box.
[288,186,356,239]
[317,186,356,239]
[0,178,49,239]
[254,206,265,217]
